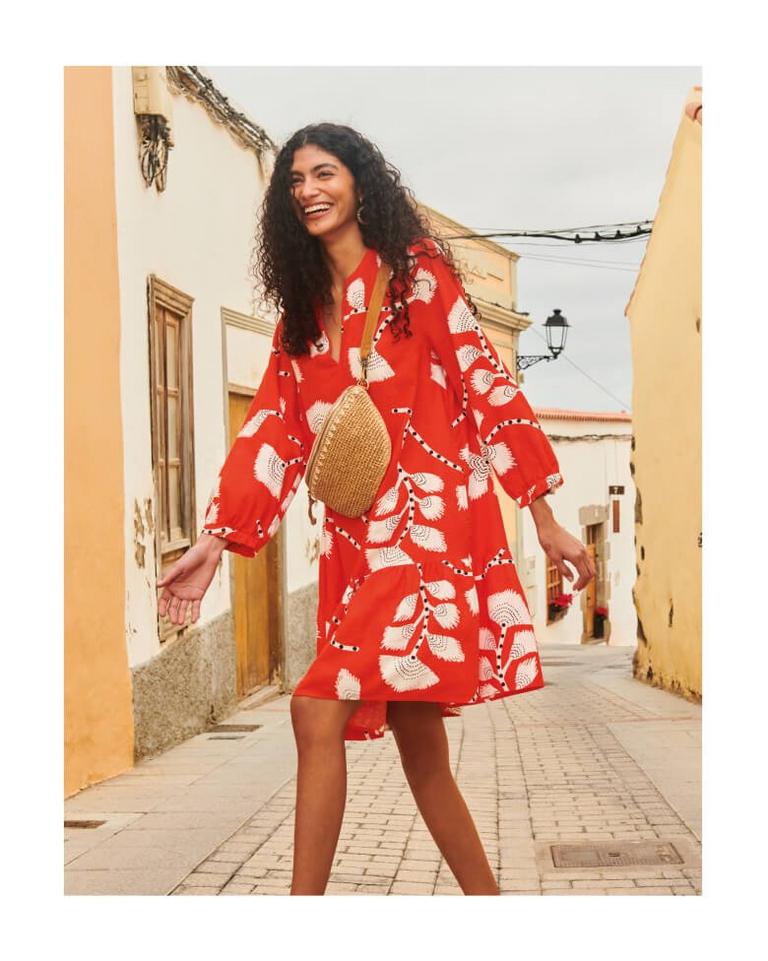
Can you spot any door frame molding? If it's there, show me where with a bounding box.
[220,307,286,693]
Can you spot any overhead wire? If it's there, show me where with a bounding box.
[446,220,639,408]
[523,324,631,411]
[442,220,654,245]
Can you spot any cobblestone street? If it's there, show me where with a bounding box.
[64,643,701,895]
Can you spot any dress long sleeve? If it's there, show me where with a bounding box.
[201,318,310,557]
[411,240,564,509]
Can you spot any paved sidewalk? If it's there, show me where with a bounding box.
[64,643,701,895]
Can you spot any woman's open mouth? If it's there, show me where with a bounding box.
[304,203,333,221]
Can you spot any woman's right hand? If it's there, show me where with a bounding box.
[157,534,227,625]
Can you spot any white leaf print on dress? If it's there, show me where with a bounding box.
[374,483,401,517]
[471,368,495,397]
[488,589,532,627]
[514,655,539,690]
[424,579,455,600]
[456,484,468,511]
[290,358,304,383]
[238,404,278,438]
[346,278,366,312]
[427,633,464,662]
[254,443,288,498]
[488,384,520,406]
[366,514,403,544]
[393,592,419,622]
[381,622,418,651]
[409,524,446,552]
[508,628,537,661]
[349,345,395,383]
[479,627,496,650]
[365,545,413,571]
[457,343,484,371]
[432,602,460,629]
[417,495,445,521]
[379,654,439,692]
[306,400,333,435]
[335,668,361,700]
[464,584,479,615]
[410,267,437,304]
[461,446,493,501]
[447,296,476,335]
[410,472,444,493]
[479,656,495,681]
[481,441,515,478]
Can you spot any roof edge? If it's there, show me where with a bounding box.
[534,406,632,424]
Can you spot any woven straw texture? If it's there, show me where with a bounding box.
[306,384,391,517]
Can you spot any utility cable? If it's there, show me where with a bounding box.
[523,324,631,411]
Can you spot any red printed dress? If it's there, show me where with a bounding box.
[202,239,564,741]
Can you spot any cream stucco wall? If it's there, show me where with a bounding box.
[110,68,311,667]
[520,416,636,646]
[624,89,701,698]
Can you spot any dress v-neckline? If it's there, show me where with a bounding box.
[323,312,343,366]
[318,246,376,368]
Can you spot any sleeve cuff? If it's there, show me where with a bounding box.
[200,527,261,559]
[515,471,564,508]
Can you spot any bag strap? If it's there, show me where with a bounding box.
[357,263,390,385]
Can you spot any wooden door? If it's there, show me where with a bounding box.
[584,524,599,637]
[228,391,283,696]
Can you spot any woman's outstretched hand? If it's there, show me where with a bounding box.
[528,496,596,591]
[157,534,227,625]
[536,520,596,591]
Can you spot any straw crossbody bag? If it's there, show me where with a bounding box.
[305,263,392,524]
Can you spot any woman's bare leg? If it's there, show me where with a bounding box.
[387,701,499,895]
[289,695,362,895]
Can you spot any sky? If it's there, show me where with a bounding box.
[205,65,701,413]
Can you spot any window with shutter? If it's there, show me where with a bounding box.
[148,276,196,641]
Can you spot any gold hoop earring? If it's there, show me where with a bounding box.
[356,199,366,225]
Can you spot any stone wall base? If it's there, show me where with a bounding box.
[131,610,237,761]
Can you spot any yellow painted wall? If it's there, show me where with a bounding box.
[64,67,135,796]
[624,90,701,699]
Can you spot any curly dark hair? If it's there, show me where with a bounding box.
[253,122,476,357]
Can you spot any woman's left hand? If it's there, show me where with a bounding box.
[535,518,596,591]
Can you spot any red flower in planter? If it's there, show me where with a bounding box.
[552,592,574,610]
[595,606,608,617]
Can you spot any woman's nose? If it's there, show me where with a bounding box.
[296,181,318,205]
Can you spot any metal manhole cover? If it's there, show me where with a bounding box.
[551,840,683,868]
[208,724,262,733]
[64,819,106,829]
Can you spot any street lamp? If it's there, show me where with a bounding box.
[516,308,571,372]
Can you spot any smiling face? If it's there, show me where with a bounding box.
[289,144,359,241]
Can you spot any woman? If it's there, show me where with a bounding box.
[158,122,595,896]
